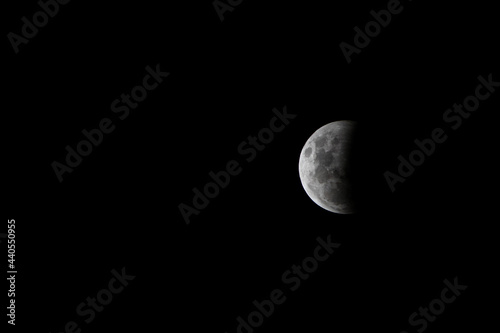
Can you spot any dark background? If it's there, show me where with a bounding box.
[3,0,498,332]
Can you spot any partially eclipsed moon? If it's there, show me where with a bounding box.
[298,121,358,214]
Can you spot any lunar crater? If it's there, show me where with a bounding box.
[298,120,358,214]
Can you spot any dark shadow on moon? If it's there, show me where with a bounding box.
[298,121,358,214]
[298,120,388,215]
[348,122,391,215]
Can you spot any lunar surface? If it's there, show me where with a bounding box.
[298,121,358,214]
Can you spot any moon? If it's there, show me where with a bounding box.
[298,121,359,214]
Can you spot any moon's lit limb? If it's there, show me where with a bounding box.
[298,121,358,214]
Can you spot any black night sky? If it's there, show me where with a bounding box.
[4,0,499,332]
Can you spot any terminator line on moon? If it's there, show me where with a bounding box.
[298,121,358,214]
